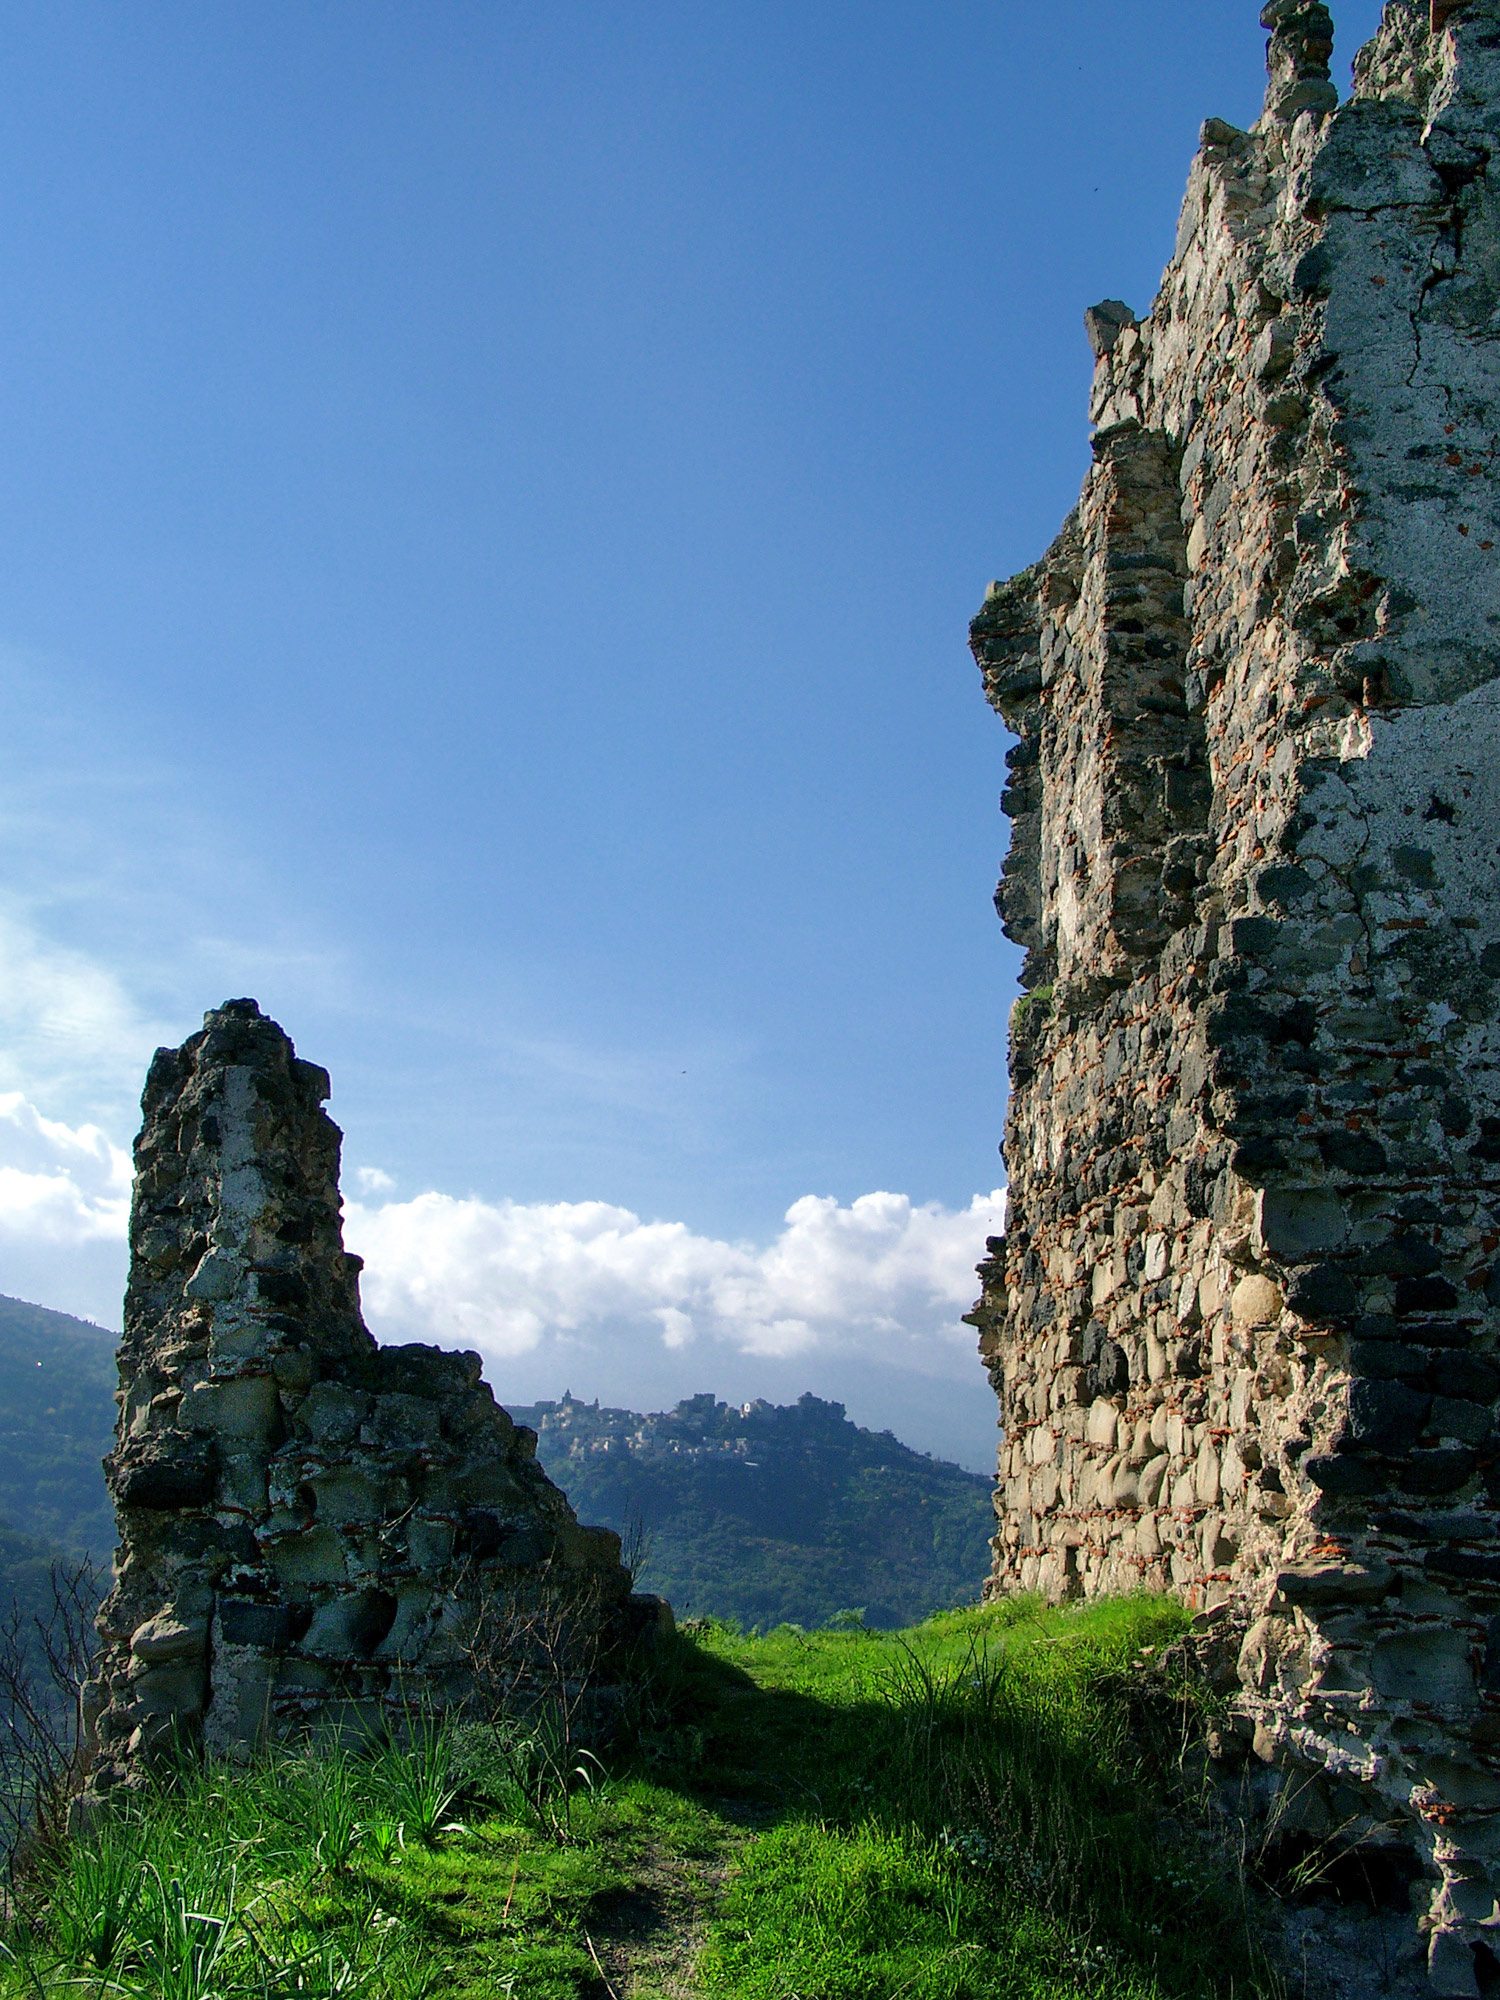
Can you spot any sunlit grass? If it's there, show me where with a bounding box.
[0,1595,1276,1999]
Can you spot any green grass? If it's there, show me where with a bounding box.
[1,1596,1276,1999]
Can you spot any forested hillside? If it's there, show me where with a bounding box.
[511,1390,995,1630]
[0,1295,116,1558]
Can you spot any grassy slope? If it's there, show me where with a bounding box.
[2,1596,1277,1999]
[0,1295,117,1559]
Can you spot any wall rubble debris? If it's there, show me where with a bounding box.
[970,4,1500,1989]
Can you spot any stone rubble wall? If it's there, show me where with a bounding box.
[86,1000,640,1791]
[969,5,1500,1990]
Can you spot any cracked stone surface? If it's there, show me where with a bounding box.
[84,1000,638,1792]
[969,5,1500,1991]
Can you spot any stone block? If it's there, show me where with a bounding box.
[373,1343,483,1398]
[201,1647,276,1760]
[1371,1628,1476,1709]
[217,1598,302,1651]
[1275,1559,1394,1607]
[185,1374,279,1442]
[1027,1426,1057,1466]
[1426,1927,1481,2000]
[1231,1274,1283,1327]
[1085,1399,1119,1447]
[305,1468,387,1526]
[1139,1455,1169,1508]
[1348,1379,1431,1450]
[1194,1436,1220,1506]
[1303,1454,1384,1497]
[1430,1397,1495,1447]
[1401,1448,1480,1495]
[1257,1188,1348,1260]
[266,1527,349,1588]
[1436,1353,1500,1401]
[304,1700,386,1754]
[296,1383,371,1444]
[275,1657,336,1695]
[127,1660,207,1722]
[130,1603,210,1664]
[216,1445,270,1513]
[111,1437,216,1511]
[373,1583,434,1662]
[299,1589,399,1660]
[362,1392,442,1450]
[183,1248,240,1302]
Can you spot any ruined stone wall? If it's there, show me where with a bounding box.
[86,1001,637,1790]
[969,5,1500,1989]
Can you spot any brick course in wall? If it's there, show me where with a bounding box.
[969,5,1500,1989]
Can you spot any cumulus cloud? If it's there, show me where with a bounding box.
[0,1090,131,1324]
[0,1058,1007,1462]
[346,1185,1006,1381]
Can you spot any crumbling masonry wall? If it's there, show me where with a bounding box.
[968,4,1500,1990]
[86,1001,635,1790]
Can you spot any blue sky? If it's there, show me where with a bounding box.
[0,1,1385,1468]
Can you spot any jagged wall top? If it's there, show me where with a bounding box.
[126,999,371,1394]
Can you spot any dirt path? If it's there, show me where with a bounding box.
[581,1838,739,1999]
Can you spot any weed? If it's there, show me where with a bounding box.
[374,1710,463,1850]
[36,1814,147,1969]
[359,1818,405,1867]
[127,1860,247,2000]
[305,1751,363,1878]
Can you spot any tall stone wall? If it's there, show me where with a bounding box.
[969,4,1500,1989]
[86,1000,636,1791]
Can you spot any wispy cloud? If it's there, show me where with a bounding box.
[0,901,165,1120]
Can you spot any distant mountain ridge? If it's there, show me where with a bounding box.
[0,1294,117,1558]
[510,1390,994,1630]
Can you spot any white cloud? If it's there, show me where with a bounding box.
[0,1072,1009,1395]
[0,1093,131,1233]
[0,1090,131,1325]
[0,1036,1008,1461]
[346,1185,1006,1380]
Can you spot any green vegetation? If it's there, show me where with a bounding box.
[2,1595,1278,1998]
[1009,988,1053,1032]
[0,1528,94,1640]
[0,1295,117,1559]
[513,1392,995,1631]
